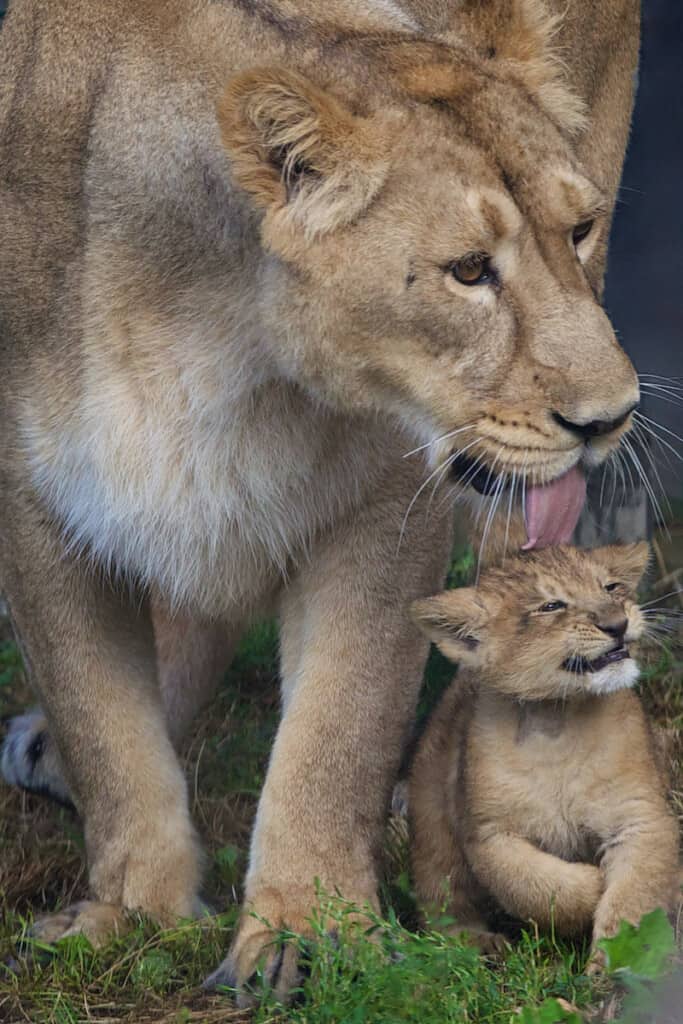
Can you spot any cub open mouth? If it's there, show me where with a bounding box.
[562,646,630,674]
[450,453,506,495]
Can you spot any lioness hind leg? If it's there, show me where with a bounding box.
[1,601,239,807]
[1,707,73,807]
[0,496,203,938]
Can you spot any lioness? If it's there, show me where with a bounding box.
[0,0,640,1002]
[409,544,680,959]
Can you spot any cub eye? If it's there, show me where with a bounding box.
[539,600,567,613]
[572,220,594,247]
[604,582,620,593]
[449,254,495,286]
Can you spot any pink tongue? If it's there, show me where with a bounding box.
[523,465,587,550]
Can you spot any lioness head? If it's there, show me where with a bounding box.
[217,12,638,546]
[411,543,650,699]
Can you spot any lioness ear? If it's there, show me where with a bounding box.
[590,542,652,592]
[411,589,491,666]
[491,0,587,134]
[400,0,586,136]
[217,68,388,238]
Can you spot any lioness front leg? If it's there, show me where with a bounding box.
[210,478,452,1005]
[0,499,202,940]
[1,599,238,806]
[466,832,604,937]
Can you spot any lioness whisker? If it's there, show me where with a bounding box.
[611,448,628,507]
[434,450,490,517]
[639,377,683,391]
[476,455,506,582]
[402,422,476,460]
[633,411,683,454]
[502,468,518,565]
[639,374,683,397]
[397,436,482,553]
[638,382,683,406]
[473,447,506,531]
[630,423,674,522]
[620,434,668,534]
[633,421,678,479]
[599,449,619,510]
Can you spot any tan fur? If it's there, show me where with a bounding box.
[410,545,680,955]
[0,0,640,999]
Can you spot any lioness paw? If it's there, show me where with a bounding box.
[205,890,374,1008]
[204,909,313,1008]
[1,709,73,807]
[31,901,129,947]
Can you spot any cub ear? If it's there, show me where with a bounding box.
[590,542,652,592]
[217,67,388,238]
[411,589,491,666]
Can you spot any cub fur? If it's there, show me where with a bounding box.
[409,544,680,955]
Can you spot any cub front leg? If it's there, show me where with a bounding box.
[0,491,203,941]
[466,831,604,937]
[592,809,680,953]
[212,473,452,1005]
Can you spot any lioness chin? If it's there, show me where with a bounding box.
[0,0,639,1003]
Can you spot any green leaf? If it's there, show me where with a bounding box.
[518,998,582,1023]
[599,909,675,979]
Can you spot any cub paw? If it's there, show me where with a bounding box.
[1,709,73,807]
[586,947,607,976]
[448,925,507,957]
[31,901,129,947]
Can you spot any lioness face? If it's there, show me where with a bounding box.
[219,66,638,528]
[412,543,650,700]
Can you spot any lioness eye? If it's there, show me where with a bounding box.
[539,600,567,612]
[449,254,494,286]
[572,220,594,247]
[604,582,620,592]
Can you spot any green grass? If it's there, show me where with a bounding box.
[0,897,676,1023]
[0,535,681,1023]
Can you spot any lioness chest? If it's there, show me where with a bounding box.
[21,358,394,617]
[466,693,646,862]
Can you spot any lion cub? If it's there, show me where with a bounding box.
[409,543,680,956]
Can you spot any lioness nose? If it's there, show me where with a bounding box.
[552,402,638,440]
[597,617,628,642]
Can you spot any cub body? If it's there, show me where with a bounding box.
[410,545,680,953]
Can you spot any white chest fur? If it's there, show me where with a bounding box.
[22,307,387,617]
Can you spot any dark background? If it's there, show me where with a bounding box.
[1,0,680,496]
[605,0,683,498]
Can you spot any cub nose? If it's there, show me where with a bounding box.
[552,402,638,440]
[597,616,628,643]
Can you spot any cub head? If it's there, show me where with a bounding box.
[411,543,651,699]
[217,2,639,546]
